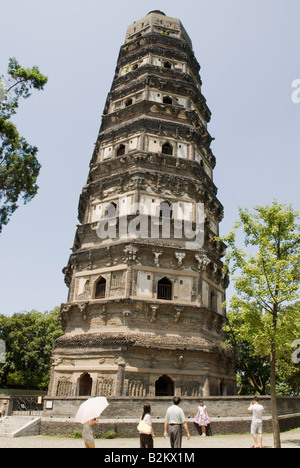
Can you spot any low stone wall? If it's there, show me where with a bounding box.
[40,396,300,437]
[40,414,300,438]
[40,418,260,438]
[43,395,300,420]
[2,396,299,436]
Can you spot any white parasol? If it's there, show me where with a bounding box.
[75,397,109,425]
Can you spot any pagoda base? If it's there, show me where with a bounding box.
[48,332,236,400]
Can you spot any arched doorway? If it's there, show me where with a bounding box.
[95,277,107,299]
[163,96,173,105]
[157,277,173,301]
[220,379,227,396]
[159,201,173,220]
[125,98,133,107]
[78,373,93,396]
[155,375,174,396]
[116,144,126,157]
[162,142,173,156]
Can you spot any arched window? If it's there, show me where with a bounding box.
[116,144,126,156]
[125,98,133,107]
[163,61,172,69]
[155,375,174,396]
[95,277,107,299]
[163,96,173,105]
[158,277,172,300]
[105,202,117,219]
[78,373,93,396]
[210,291,218,313]
[162,142,173,156]
[159,201,173,220]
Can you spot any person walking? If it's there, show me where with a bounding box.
[164,397,190,449]
[138,404,155,449]
[194,400,211,437]
[247,397,264,448]
[82,418,98,449]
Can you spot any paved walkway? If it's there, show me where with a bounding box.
[0,429,299,449]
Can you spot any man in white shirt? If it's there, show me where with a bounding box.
[247,397,264,448]
[164,397,190,448]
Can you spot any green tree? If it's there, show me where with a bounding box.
[226,305,300,396]
[0,308,63,389]
[220,201,300,448]
[0,58,48,232]
[226,314,270,395]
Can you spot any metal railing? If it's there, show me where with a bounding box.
[11,397,44,415]
[157,283,172,300]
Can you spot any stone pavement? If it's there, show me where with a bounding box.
[0,429,299,449]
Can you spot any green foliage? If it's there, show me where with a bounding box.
[219,200,300,446]
[226,304,300,395]
[226,313,271,395]
[0,58,48,232]
[0,307,63,389]
[221,200,300,357]
[6,58,48,98]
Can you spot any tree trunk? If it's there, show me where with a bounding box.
[270,343,281,448]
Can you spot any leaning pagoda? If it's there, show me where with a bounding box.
[48,11,236,400]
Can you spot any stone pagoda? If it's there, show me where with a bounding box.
[49,11,236,400]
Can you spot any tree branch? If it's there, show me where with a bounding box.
[6,79,27,94]
[262,259,276,304]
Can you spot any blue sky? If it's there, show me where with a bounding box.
[0,0,300,315]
